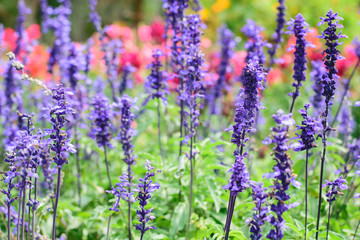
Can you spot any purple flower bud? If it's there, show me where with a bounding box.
[106,172,134,212]
[294,104,318,151]
[323,176,348,203]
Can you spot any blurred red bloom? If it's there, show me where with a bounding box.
[150,20,165,43]
[267,68,282,85]
[26,45,49,79]
[138,25,152,42]
[26,24,41,41]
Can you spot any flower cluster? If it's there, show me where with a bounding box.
[247,181,269,240]
[116,95,137,166]
[44,85,76,167]
[14,0,31,56]
[286,14,312,101]
[268,0,286,66]
[264,110,300,240]
[211,25,236,114]
[146,49,168,104]
[231,60,266,150]
[134,160,160,236]
[89,95,113,148]
[106,172,134,212]
[323,176,348,203]
[223,154,249,195]
[88,0,102,33]
[119,63,136,95]
[294,104,318,151]
[318,10,346,106]
[242,19,270,65]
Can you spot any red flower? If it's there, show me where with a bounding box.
[121,51,141,69]
[232,51,246,76]
[26,45,49,79]
[267,68,282,86]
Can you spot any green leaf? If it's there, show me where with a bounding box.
[229,231,247,239]
[206,178,221,213]
[169,202,189,238]
[174,155,187,179]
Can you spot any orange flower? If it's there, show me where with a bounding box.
[211,0,230,13]
[26,45,49,79]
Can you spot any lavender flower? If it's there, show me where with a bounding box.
[116,95,137,168]
[146,49,169,105]
[44,85,76,167]
[264,110,300,240]
[68,43,85,91]
[323,176,348,203]
[134,160,160,239]
[39,0,50,33]
[242,19,270,65]
[294,104,318,151]
[14,0,31,56]
[353,38,360,59]
[223,154,249,195]
[44,85,76,239]
[246,181,269,240]
[316,10,346,238]
[268,0,286,68]
[323,176,348,239]
[211,25,236,114]
[310,61,325,116]
[106,172,134,212]
[318,10,347,107]
[88,0,102,33]
[224,60,266,240]
[119,63,136,95]
[89,95,113,148]
[286,14,313,112]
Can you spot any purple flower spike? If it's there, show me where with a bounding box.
[246,181,269,240]
[264,110,300,240]
[211,25,236,114]
[242,19,270,65]
[44,85,76,167]
[115,95,137,167]
[268,0,286,67]
[146,49,169,105]
[286,14,313,107]
[134,160,160,237]
[294,104,318,151]
[318,10,347,107]
[89,94,113,148]
[88,0,102,33]
[106,172,134,212]
[223,154,249,196]
[323,176,348,203]
[119,63,136,95]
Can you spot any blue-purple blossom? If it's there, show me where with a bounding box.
[323,176,348,203]
[264,110,300,240]
[119,63,136,95]
[242,19,270,65]
[211,25,236,114]
[268,0,286,67]
[294,104,318,151]
[353,38,360,59]
[115,95,137,167]
[89,95,113,148]
[134,160,160,237]
[246,181,269,240]
[146,49,168,105]
[318,10,347,107]
[88,0,102,33]
[286,14,313,103]
[14,0,31,56]
[223,154,249,195]
[44,85,76,167]
[106,172,134,212]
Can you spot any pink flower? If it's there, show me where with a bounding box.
[138,25,152,42]
[232,51,247,76]
[2,28,16,50]
[26,24,41,41]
